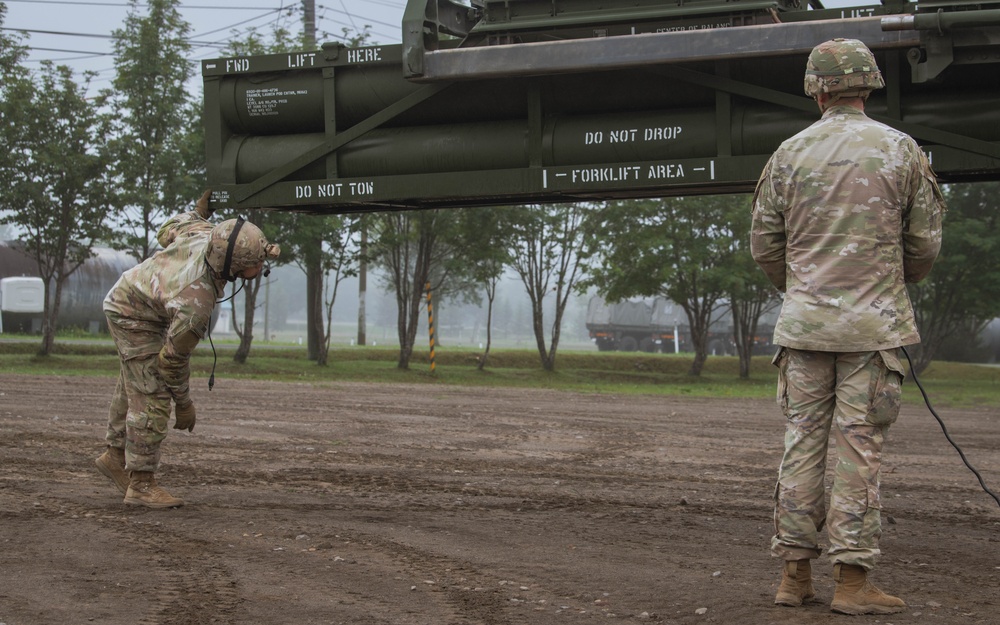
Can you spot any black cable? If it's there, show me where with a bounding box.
[901,346,1000,509]
[205,280,247,391]
[207,323,217,391]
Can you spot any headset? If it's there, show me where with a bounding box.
[221,216,246,282]
[207,216,271,390]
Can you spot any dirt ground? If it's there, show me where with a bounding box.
[1,373,998,625]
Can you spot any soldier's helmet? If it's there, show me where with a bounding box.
[803,38,884,98]
[205,218,280,281]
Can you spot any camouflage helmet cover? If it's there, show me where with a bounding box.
[205,218,280,280]
[804,38,885,98]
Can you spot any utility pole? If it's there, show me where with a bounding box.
[303,0,316,45]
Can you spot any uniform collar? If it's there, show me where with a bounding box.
[821,104,866,119]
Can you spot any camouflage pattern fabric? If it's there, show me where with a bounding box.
[751,105,944,352]
[105,369,129,450]
[803,38,885,98]
[157,211,212,248]
[752,97,943,574]
[104,340,172,473]
[770,347,904,570]
[103,210,223,472]
[205,218,281,278]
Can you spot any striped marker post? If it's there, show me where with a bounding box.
[426,281,436,374]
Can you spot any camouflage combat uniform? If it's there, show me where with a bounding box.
[751,104,944,570]
[103,211,223,473]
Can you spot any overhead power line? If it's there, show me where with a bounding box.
[4,0,293,8]
[0,27,111,39]
[24,46,111,55]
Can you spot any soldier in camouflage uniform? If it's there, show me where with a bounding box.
[751,39,944,614]
[95,191,280,508]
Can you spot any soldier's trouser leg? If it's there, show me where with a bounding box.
[97,368,132,493]
[119,355,172,473]
[104,367,129,449]
[106,319,172,474]
[772,348,903,570]
[771,348,836,562]
[827,350,903,570]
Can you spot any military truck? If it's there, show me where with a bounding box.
[586,295,778,354]
[586,296,689,353]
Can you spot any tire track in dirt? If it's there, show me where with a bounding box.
[121,519,243,625]
[0,472,244,624]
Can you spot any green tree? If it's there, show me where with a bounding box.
[0,5,27,189]
[455,207,513,369]
[909,181,1000,373]
[99,0,200,262]
[369,209,471,369]
[723,195,780,378]
[0,61,112,355]
[504,204,592,372]
[587,197,734,376]
[266,213,360,365]
[0,4,23,75]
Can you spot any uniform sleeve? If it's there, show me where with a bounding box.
[157,328,199,404]
[750,158,788,292]
[156,211,211,249]
[902,147,945,283]
[157,289,213,403]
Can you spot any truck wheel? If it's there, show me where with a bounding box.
[639,337,655,353]
[619,336,638,352]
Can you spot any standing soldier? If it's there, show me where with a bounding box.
[95,191,280,508]
[751,39,944,614]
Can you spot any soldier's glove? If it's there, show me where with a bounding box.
[174,399,197,432]
[195,189,213,220]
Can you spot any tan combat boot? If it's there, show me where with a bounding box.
[774,559,816,606]
[831,563,906,615]
[123,471,184,509]
[95,446,129,495]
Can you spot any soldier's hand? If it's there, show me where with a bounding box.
[174,399,197,432]
[195,189,213,220]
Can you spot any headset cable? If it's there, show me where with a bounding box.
[902,346,1000,509]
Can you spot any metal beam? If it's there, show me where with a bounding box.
[416,16,923,81]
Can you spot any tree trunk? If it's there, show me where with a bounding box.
[233,274,262,364]
[529,296,552,371]
[397,273,425,369]
[306,247,323,361]
[394,221,434,370]
[38,278,57,357]
[680,303,712,377]
[357,223,367,346]
[478,287,495,371]
[731,299,764,380]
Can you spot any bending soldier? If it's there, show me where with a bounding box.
[95,191,280,508]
